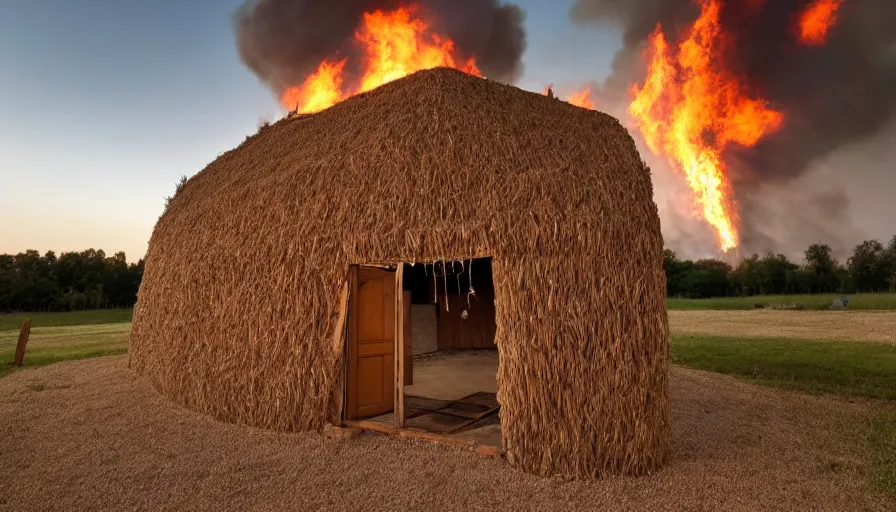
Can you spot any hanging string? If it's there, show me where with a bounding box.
[432,262,438,304]
[467,258,477,309]
[443,261,450,312]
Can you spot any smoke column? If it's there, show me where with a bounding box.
[571,0,896,257]
[234,0,527,95]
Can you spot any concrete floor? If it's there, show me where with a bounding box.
[404,350,498,401]
[367,350,502,448]
[406,350,501,448]
[453,421,501,447]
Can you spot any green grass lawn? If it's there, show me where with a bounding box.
[671,334,896,399]
[667,293,896,311]
[0,308,133,331]
[0,323,130,377]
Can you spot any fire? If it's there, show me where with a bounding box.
[629,0,784,251]
[356,8,479,93]
[282,6,480,113]
[568,88,595,110]
[282,60,347,115]
[797,0,843,46]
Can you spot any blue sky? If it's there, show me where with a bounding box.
[0,0,620,261]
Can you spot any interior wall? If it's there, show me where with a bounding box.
[402,259,497,352]
[437,288,497,350]
[411,304,438,355]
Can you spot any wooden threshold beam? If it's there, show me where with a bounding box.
[344,420,477,448]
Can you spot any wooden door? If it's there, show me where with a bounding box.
[349,267,395,419]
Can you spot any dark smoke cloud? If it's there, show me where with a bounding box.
[570,0,696,104]
[571,0,896,256]
[234,0,526,95]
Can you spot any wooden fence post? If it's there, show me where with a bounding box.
[14,319,31,367]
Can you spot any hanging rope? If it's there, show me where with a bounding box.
[443,261,450,312]
[467,258,477,309]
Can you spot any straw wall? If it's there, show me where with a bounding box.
[130,67,669,478]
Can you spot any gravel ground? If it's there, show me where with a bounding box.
[0,356,892,512]
[669,310,896,343]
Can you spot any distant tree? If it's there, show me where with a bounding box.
[729,253,797,295]
[662,249,691,297]
[0,254,17,311]
[886,235,896,292]
[847,240,890,292]
[837,265,854,294]
[803,244,840,293]
[755,253,798,295]
[0,248,144,312]
[103,251,130,307]
[730,254,761,296]
[683,259,731,298]
[10,250,60,311]
[787,266,813,295]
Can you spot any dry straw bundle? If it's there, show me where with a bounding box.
[130,68,670,478]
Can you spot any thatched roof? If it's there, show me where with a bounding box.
[130,67,669,478]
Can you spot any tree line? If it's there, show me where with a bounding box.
[3,236,895,311]
[0,249,144,312]
[665,236,896,298]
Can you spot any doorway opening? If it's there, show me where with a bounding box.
[344,258,500,450]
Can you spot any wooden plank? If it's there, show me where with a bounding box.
[344,419,397,435]
[357,356,387,414]
[394,264,406,428]
[346,266,359,420]
[329,280,350,425]
[437,288,497,350]
[14,319,31,367]
[445,405,501,434]
[383,271,395,343]
[425,407,492,421]
[397,429,476,447]
[403,291,412,385]
[343,420,476,448]
[356,264,396,270]
[357,341,393,358]
[356,271,387,341]
[403,392,484,420]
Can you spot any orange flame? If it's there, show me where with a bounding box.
[797,0,843,46]
[282,60,347,114]
[568,88,595,110]
[282,6,480,113]
[629,0,784,251]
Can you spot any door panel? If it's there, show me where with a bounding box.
[357,275,386,341]
[352,267,395,419]
[358,341,393,358]
[357,356,385,406]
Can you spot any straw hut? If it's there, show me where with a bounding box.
[130,67,670,478]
